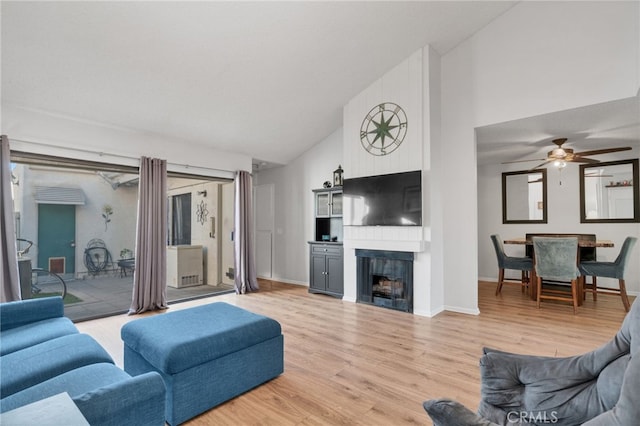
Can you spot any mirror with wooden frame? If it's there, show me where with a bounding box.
[580,159,639,223]
[502,169,548,224]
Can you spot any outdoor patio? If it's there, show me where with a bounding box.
[60,273,234,322]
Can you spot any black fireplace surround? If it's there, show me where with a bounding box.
[356,249,414,313]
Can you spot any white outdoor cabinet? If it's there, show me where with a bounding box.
[166,245,204,288]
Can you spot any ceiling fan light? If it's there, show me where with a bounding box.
[552,148,566,158]
[554,160,567,168]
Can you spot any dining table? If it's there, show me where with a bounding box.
[503,237,614,305]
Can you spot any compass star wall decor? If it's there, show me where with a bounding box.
[360,102,407,156]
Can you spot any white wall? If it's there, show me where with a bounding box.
[3,105,250,177]
[440,1,640,312]
[342,48,442,315]
[254,127,343,285]
[471,1,639,125]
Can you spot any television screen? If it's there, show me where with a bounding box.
[343,170,422,226]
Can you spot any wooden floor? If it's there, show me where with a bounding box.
[77,279,631,425]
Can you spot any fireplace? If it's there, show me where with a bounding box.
[356,249,413,313]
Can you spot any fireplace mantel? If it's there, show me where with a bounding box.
[344,239,426,253]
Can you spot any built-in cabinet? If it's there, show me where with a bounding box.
[313,188,343,242]
[308,242,343,298]
[309,187,343,298]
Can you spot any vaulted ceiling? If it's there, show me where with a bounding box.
[2,1,516,166]
[3,2,637,170]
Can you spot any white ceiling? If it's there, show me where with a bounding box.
[476,96,640,167]
[3,1,637,170]
[1,1,517,167]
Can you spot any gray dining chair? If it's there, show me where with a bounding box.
[490,234,532,296]
[579,236,637,312]
[533,237,580,313]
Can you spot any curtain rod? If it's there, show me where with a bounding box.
[8,137,237,176]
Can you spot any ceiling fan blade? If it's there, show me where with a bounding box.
[502,158,546,164]
[574,147,632,156]
[529,161,550,171]
[569,157,600,164]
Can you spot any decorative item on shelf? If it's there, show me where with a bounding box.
[197,190,207,197]
[333,165,344,187]
[323,180,332,188]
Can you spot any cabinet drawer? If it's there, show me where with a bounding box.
[311,245,342,256]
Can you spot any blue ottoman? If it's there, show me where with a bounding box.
[121,302,284,425]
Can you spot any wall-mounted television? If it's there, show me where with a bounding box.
[343,170,422,226]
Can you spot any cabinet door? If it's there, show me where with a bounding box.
[310,254,327,291]
[316,192,330,217]
[331,191,343,217]
[326,254,343,295]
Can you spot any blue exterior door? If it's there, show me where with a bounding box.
[37,204,76,274]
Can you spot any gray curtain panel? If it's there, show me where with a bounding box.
[1,135,21,302]
[129,157,168,314]
[234,170,259,294]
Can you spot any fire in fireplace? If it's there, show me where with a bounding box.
[356,249,413,312]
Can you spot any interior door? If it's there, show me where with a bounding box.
[37,204,76,276]
[254,184,274,279]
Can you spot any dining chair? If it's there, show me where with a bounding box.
[533,237,580,314]
[490,234,532,296]
[525,233,596,262]
[579,236,637,312]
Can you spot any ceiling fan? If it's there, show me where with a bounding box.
[503,138,632,170]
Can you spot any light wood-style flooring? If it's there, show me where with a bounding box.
[76,280,631,425]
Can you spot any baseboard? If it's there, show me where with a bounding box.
[443,305,481,315]
[413,305,444,317]
[257,276,307,286]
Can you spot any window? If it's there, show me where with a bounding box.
[170,193,192,245]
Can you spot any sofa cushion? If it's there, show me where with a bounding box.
[0,297,64,332]
[0,334,113,398]
[0,317,78,356]
[121,302,282,374]
[0,363,130,413]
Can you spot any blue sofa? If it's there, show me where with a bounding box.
[0,297,166,425]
